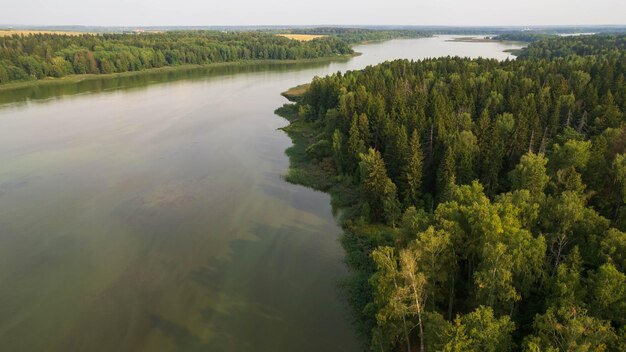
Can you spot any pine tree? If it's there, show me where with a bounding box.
[403,130,425,207]
[347,114,366,173]
[437,146,456,203]
[359,148,401,225]
[332,129,345,173]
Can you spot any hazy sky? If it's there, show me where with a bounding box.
[2,0,625,26]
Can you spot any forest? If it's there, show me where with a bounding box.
[0,31,353,84]
[278,34,626,351]
[516,35,626,59]
[285,27,429,44]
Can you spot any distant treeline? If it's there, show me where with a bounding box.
[424,26,626,35]
[0,31,353,84]
[493,33,557,42]
[517,34,626,59]
[282,34,626,351]
[287,27,430,44]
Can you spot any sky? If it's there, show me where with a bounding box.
[2,0,625,27]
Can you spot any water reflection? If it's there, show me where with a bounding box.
[0,59,350,106]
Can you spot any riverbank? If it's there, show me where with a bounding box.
[0,54,359,93]
[503,48,524,56]
[275,88,389,342]
[446,36,497,42]
[275,90,360,210]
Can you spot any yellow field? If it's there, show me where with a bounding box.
[277,34,326,41]
[0,30,88,37]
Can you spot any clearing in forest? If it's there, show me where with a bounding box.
[277,34,326,41]
[0,30,88,36]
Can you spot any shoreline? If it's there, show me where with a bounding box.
[275,88,374,342]
[444,36,528,47]
[445,36,497,43]
[0,53,360,93]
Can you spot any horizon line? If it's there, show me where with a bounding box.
[2,23,626,28]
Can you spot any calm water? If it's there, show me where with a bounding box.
[0,36,523,352]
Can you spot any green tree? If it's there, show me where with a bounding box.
[332,129,345,173]
[412,227,454,311]
[359,148,401,225]
[613,153,626,217]
[400,206,431,244]
[588,262,626,325]
[598,91,623,129]
[347,114,366,172]
[549,140,592,173]
[547,247,585,308]
[398,247,427,352]
[600,228,626,272]
[437,146,457,203]
[49,56,72,77]
[455,130,479,184]
[439,307,515,352]
[542,192,587,273]
[480,114,509,195]
[552,167,586,195]
[403,130,424,207]
[474,242,520,311]
[370,247,413,352]
[509,152,550,195]
[459,306,515,352]
[440,317,473,352]
[524,306,615,352]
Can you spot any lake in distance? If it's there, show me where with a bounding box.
[0,36,523,352]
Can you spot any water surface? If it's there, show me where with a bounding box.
[0,36,523,351]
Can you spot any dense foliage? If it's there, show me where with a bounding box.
[285,35,626,351]
[0,31,352,84]
[517,34,626,59]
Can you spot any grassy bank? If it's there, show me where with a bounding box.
[280,83,311,101]
[503,48,524,56]
[276,87,361,210]
[0,54,359,93]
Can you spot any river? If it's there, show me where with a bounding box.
[0,35,523,351]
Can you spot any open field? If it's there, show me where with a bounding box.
[0,29,88,36]
[277,34,326,41]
